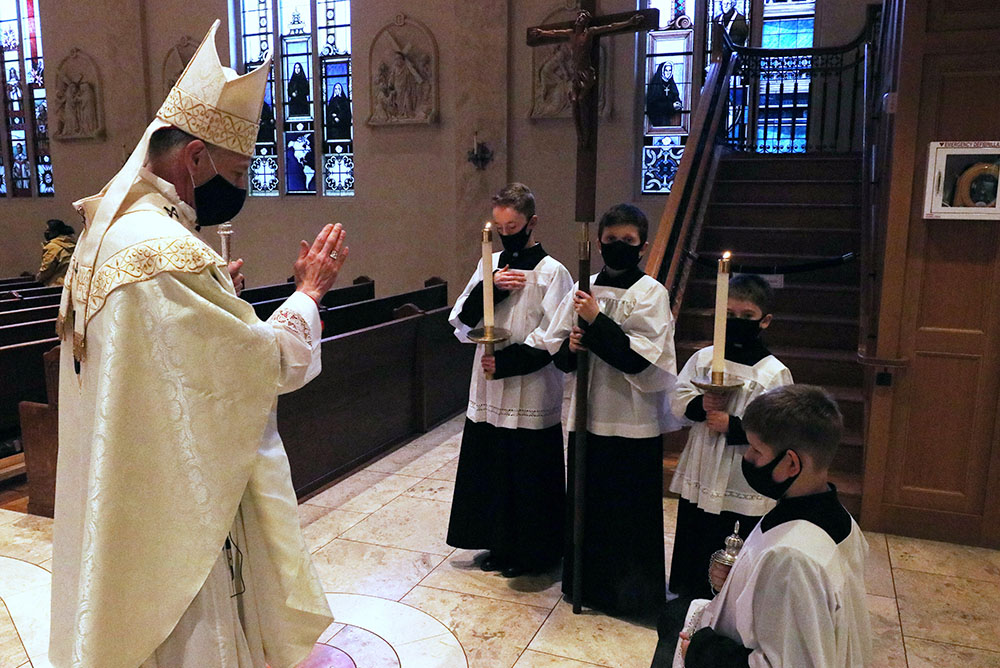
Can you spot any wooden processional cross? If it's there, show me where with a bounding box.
[527,2,659,615]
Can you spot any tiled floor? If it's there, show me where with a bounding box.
[2,415,1000,667]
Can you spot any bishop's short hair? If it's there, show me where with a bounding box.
[743,384,843,470]
[598,203,649,243]
[492,183,536,221]
[729,273,773,314]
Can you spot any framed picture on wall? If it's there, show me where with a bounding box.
[644,30,693,137]
[924,141,1000,220]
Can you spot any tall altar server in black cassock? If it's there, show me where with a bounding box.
[544,204,680,618]
[446,183,573,578]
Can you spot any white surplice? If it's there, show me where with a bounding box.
[690,516,871,668]
[542,273,679,438]
[450,251,572,430]
[51,170,333,668]
[669,346,793,516]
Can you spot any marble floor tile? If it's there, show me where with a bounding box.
[894,568,1000,652]
[0,508,24,527]
[420,549,563,608]
[341,496,454,556]
[317,620,347,644]
[325,592,467,668]
[662,497,678,537]
[4,582,51,658]
[888,534,1000,583]
[0,554,53,599]
[527,599,657,668]
[402,585,549,668]
[328,625,400,667]
[404,478,457,503]
[426,457,459,482]
[308,470,423,513]
[0,515,52,565]
[298,502,334,528]
[303,508,368,553]
[868,594,906,668]
[0,600,29,668]
[366,438,463,478]
[905,636,1000,668]
[865,531,895,598]
[311,538,445,600]
[513,650,610,667]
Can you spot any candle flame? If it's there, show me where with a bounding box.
[484,221,492,231]
[723,251,731,259]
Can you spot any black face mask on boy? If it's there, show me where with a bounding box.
[741,450,800,500]
[499,223,532,254]
[726,316,764,346]
[600,240,642,271]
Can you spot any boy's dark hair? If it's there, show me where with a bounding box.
[598,203,649,243]
[743,384,843,470]
[492,182,536,221]
[729,273,773,314]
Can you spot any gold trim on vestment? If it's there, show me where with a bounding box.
[84,237,225,325]
[270,308,313,347]
[157,87,258,157]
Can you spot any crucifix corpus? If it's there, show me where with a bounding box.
[527,2,658,615]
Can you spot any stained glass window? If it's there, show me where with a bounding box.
[0,0,51,197]
[235,0,354,197]
[640,0,694,195]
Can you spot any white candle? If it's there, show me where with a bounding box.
[712,251,732,383]
[482,222,494,329]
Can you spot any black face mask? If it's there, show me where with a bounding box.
[601,241,642,271]
[499,223,532,254]
[741,450,799,500]
[727,317,763,346]
[192,156,247,227]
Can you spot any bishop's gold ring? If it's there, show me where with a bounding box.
[329,250,339,260]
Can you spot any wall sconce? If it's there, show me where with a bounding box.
[467,131,494,170]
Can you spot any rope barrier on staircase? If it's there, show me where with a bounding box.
[683,250,857,275]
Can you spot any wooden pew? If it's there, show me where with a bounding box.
[413,305,475,431]
[0,337,56,435]
[0,319,57,347]
[319,282,448,336]
[0,303,59,327]
[17,346,59,517]
[252,280,376,320]
[0,276,39,285]
[0,293,61,312]
[0,285,61,301]
[241,281,297,303]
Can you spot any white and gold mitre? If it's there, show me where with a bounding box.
[156,19,271,156]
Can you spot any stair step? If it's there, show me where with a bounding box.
[685,279,860,317]
[701,226,861,256]
[678,341,863,386]
[691,251,860,285]
[718,152,862,181]
[709,202,860,229]
[677,309,858,351]
[713,179,861,206]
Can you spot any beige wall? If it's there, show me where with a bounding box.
[0,0,872,295]
[815,0,876,47]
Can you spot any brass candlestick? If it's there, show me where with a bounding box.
[467,325,511,380]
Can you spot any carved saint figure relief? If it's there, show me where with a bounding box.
[162,35,198,97]
[53,48,104,140]
[368,14,439,125]
[530,3,613,120]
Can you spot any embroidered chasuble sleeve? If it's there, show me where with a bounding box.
[52,262,332,668]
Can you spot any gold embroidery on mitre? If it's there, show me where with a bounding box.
[157,87,258,157]
[85,237,226,325]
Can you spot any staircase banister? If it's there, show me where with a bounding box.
[645,50,738,286]
[719,7,879,58]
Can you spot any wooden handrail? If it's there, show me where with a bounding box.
[645,46,738,308]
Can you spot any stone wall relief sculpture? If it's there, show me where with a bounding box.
[53,48,104,141]
[530,0,612,120]
[162,35,198,98]
[368,14,439,126]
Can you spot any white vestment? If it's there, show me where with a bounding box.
[449,251,572,430]
[51,170,333,668]
[669,346,793,516]
[689,512,871,667]
[542,273,680,438]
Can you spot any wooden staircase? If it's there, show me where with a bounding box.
[664,152,866,515]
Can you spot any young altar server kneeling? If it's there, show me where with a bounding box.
[544,203,679,618]
[446,183,573,578]
[678,384,871,668]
